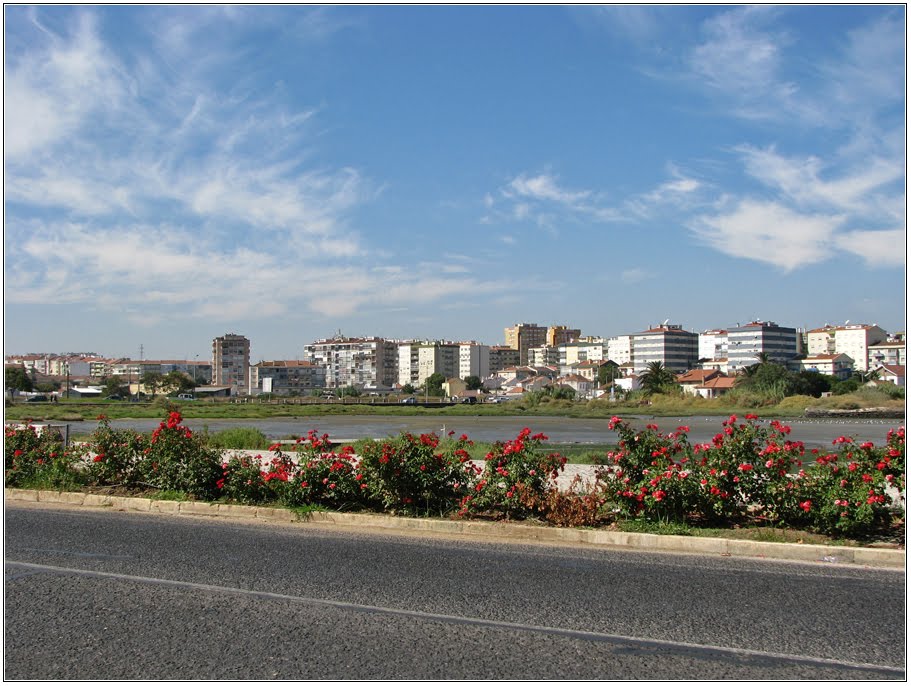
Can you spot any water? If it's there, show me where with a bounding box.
[65,414,903,449]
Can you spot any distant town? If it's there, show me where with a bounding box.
[4,320,906,401]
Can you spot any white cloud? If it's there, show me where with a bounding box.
[834,229,906,268]
[690,199,844,271]
[506,173,591,206]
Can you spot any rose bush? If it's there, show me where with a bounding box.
[84,415,149,487]
[4,423,82,490]
[462,428,567,520]
[358,431,477,514]
[139,411,222,499]
[282,431,368,509]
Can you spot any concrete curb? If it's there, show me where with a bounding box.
[6,488,905,569]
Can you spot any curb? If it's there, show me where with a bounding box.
[6,488,905,569]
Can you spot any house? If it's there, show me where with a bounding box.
[695,376,737,399]
[870,364,905,387]
[443,377,467,398]
[676,369,724,396]
[68,386,104,398]
[795,353,854,380]
[555,373,593,397]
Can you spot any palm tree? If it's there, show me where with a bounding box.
[639,361,678,395]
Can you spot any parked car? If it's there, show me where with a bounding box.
[401,397,417,404]
[177,393,196,401]
[105,394,124,400]
[460,396,477,404]
[25,395,48,402]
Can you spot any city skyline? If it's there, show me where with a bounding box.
[4,5,906,362]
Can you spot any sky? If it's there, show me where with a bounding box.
[3,5,906,362]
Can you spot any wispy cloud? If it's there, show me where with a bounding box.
[4,7,492,325]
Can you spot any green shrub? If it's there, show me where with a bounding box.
[207,427,272,450]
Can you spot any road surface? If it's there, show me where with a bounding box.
[5,503,905,680]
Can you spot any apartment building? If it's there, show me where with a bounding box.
[807,324,887,372]
[305,336,398,389]
[458,342,490,380]
[546,325,581,346]
[212,333,251,395]
[527,345,560,367]
[489,346,521,373]
[631,324,698,373]
[504,322,547,365]
[698,329,728,361]
[418,342,459,385]
[606,335,633,365]
[727,321,798,372]
[560,339,607,365]
[868,340,906,369]
[250,360,326,395]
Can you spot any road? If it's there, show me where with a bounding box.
[5,503,905,680]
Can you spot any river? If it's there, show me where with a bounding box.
[62,415,903,449]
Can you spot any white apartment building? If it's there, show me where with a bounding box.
[305,336,398,389]
[418,342,460,385]
[527,345,560,367]
[606,335,633,365]
[727,321,798,372]
[631,324,698,373]
[868,341,906,369]
[459,342,490,380]
[806,324,887,373]
[560,340,607,365]
[698,329,728,361]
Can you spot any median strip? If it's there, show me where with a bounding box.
[6,488,904,569]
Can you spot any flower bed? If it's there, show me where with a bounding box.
[4,411,904,538]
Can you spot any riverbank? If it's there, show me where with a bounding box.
[5,394,906,423]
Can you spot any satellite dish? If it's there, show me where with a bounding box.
[845,320,850,325]
[662,318,669,326]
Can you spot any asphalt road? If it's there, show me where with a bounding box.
[5,503,906,680]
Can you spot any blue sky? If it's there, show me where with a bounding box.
[4,5,905,362]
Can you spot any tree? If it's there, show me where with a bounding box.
[163,370,195,394]
[597,361,621,387]
[140,371,163,397]
[639,362,678,395]
[463,375,483,391]
[6,367,33,400]
[423,373,446,397]
[401,383,416,395]
[103,375,129,397]
[339,385,361,397]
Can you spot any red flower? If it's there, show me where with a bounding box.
[799,500,812,512]
[652,490,666,502]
